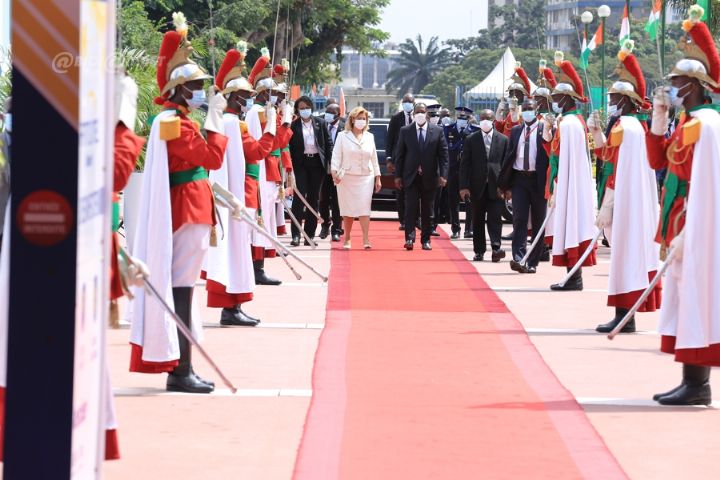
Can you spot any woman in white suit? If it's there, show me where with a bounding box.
[331,107,381,249]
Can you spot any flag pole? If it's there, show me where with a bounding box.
[660,1,666,78]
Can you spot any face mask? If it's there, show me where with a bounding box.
[551,101,563,114]
[299,108,312,119]
[429,116,439,125]
[479,120,493,133]
[184,86,206,109]
[241,98,254,113]
[402,102,414,113]
[414,113,427,125]
[270,95,279,105]
[607,104,618,118]
[354,119,367,130]
[441,117,452,127]
[324,113,337,123]
[456,119,468,129]
[668,83,691,108]
[2,113,10,132]
[521,110,537,123]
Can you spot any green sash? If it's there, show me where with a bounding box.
[112,200,121,232]
[661,171,687,239]
[548,154,559,193]
[169,166,208,187]
[246,163,260,180]
[596,160,614,205]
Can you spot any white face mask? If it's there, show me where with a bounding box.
[521,110,537,123]
[354,119,367,130]
[241,97,254,113]
[429,116,439,125]
[441,117,452,126]
[183,86,207,110]
[270,95,279,105]
[414,113,427,125]
[479,119,493,133]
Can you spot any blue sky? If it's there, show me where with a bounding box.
[379,0,487,45]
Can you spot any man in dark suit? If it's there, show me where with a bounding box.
[318,103,345,242]
[497,99,549,274]
[386,93,416,229]
[445,106,479,239]
[288,96,334,245]
[394,103,449,251]
[459,109,509,262]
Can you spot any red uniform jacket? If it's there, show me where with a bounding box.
[164,102,227,232]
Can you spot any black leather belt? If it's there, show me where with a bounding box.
[304,153,319,158]
[514,170,537,177]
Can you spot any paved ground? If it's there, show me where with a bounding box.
[104,213,720,479]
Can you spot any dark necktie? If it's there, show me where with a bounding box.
[407,113,412,125]
[523,125,531,171]
[418,128,425,174]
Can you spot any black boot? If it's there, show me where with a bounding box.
[167,287,214,394]
[657,364,712,406]
[595,307,636,333]
[540,245,550,262]
[254,259,281,286]
[550,267,583,291]
[237,304,260,324]
[220,306,258,327]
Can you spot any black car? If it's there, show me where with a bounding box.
[369,118,397,210]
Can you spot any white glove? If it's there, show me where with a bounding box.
[595,188,614,229]
[587,110,601,131]
[588,110,606,148]
[287,171,296,190]
[670,230,685,261]
[204,86,227,134]
[651,87,670,136]
[115,73,138,131]
[495,101,508,120]
[281,102,294,125]
[547,187,556,209]
[264,106,277,136]
[542,115,555,143]
[119,254,149,288]
[509,98,520,123]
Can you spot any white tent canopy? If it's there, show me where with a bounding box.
[465,47,538,99]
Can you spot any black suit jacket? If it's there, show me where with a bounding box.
[386,110,413,161]
[394,123,449,190]
[498,122,549,193]
[289,116,334,170]
[459,130,509,200]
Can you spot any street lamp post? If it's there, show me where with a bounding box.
[581,11,594,113]
[598,5,611,114]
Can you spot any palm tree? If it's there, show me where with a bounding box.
[385,35,452,97]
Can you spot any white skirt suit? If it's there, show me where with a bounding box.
[331,129,381,217]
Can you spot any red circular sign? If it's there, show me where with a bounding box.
[17,190,74,246]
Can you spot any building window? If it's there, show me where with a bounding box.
[362,102,384,119]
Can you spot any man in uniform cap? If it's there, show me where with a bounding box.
[545,51,597,291]
[446,106,478,239]
[203,42,278,327]
[129,12,227,393]
[588,40,661,334]
[647,5,720,405]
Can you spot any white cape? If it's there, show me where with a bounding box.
[607,116,659,295]
[246,104,276,248]
[129,110,179,363]
[658,107,720,348]
[551,114,597,257]
[204,113,255,294]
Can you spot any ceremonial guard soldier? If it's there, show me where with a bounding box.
[203,43,277,327]
[546,51,597,291]
[272,59,295,236]
[647,5,720,406]
[446,106,478,239]
[534,60,556,118]
[245,49,293,285]
[495,62,531,136]
[130,13,227,393]
[589,40,661,334]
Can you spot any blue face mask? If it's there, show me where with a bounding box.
[2,113,10,132]
[299,108,312,119]
[668,83,691,108]
[552,102,563,114]
[324,112,337,124]
[402,102,414,113]
[521,110,537,123]
[607,104,618,118]
[456,119,468,129]
[242,98,254,112]
[184,87,207,110]
[441,117,452,127]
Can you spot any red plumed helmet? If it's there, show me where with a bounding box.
[542,66,557,88]
[248,48,272,89]
[514,64,532,95]
[682,5,720,92]
[155,31,183,105]
[553,51,587,103]
[215,49,242,91]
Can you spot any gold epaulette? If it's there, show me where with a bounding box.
[159,115,181,141]
[258,109,267,124]
[608,124,624,147]
[239,120,249,134]
[680,118,701,147]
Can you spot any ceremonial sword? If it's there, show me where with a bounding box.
[552,229,603,289]
[518,207,554,267]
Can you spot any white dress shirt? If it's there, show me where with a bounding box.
[514,121,539,171]
[416,122,427,142]
[302,119,319,154]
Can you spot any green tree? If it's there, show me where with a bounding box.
[0,47,10,108]
[385,35,452,97]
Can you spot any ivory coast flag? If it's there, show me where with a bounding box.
[619,4,631,45]
[580,23,603,69]
[645,0,662,40]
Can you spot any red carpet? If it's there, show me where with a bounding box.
[293,221,627,479]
